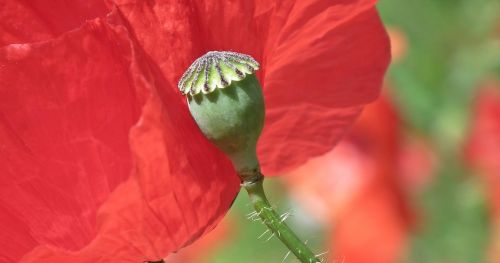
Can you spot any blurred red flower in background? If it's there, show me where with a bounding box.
[0,0,389,262]
[466,81,500,262]
[284,95,435,263]
[283,27,435,263]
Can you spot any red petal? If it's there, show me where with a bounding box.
[0,19,141,256]
[0,17,238,262]
[21,173,237,262]
[257,0,389,174]
[127,72,239,258]
[0,0,109,45]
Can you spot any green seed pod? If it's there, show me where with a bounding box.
[178,51,265,180]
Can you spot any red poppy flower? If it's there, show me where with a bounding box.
[0,0,389,262]
[466,81,500,261]
[284,96,428,263]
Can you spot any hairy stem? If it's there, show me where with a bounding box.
[242,175,321,263]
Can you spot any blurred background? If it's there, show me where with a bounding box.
[168,0,500,262]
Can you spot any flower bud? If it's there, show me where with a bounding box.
[178,51,265,180]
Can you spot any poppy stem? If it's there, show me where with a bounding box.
[242,175,321,263]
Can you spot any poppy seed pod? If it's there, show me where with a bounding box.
[178,51,265,180]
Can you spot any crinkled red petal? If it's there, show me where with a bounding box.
[0,0,109,45]
[0,18,238,262]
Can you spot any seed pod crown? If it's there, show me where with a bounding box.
[178,51,259,96]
